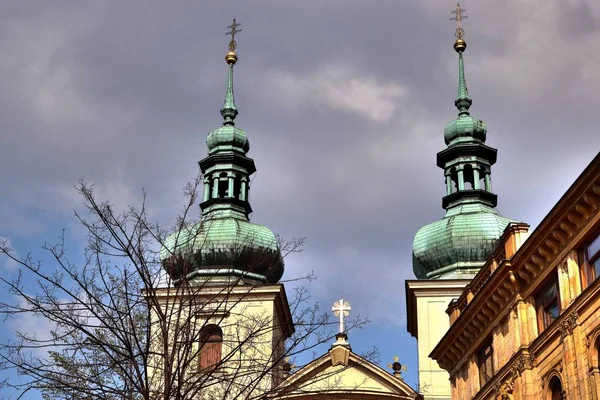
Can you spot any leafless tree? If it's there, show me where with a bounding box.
[0,176,369,400]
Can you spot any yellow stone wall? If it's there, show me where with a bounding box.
[146,285,290,399]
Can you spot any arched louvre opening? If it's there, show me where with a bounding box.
[463,164,474,190]
[217,172,229,198]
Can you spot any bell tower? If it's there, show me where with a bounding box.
[406,5,522,400]
[412,4,519,281]
[151,21,294,399]
[162,19,284,287]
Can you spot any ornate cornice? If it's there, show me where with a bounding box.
[511,353,535,378]
[431,154,600,375]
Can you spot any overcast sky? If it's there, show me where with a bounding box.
[1,0,600,392]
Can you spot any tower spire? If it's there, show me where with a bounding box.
[451,4,472,115]
[221,19,241,125]
[200,18,253,220]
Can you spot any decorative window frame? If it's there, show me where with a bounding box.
[540,362,566,400]
[535,273,561,333]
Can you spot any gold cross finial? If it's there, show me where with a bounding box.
[226,18,242,51]
[450,3,467,39]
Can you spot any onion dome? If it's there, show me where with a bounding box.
[161,21,284,286]
[206,125,249,155]
[161,216,283,286]
[413,204,517,279]
[412,32,521,280]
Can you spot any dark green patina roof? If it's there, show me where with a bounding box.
[413,204,517,279]
[161,211,283,285]
[444,114,486,145]
[206,125,249,154]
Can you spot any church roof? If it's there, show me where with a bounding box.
[161,215,283,285]
[413,203,518,279]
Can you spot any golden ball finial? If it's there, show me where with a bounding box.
[226,51,238,65]
[454,38,467,53]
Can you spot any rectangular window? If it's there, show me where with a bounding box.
[581,232,600,289]
[536,275,560,331]
[477,340,494,387]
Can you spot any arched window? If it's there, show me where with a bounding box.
[198,325,222,371]
[548,376,565,400]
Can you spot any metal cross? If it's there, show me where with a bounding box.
[332,299,351,334]
[226,18,242,51]
[450,3,467,39]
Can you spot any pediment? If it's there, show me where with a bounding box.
[274,346,419,400]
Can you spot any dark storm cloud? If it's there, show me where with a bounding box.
[1,1,600,359]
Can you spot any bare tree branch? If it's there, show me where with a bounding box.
[0,176,370,400]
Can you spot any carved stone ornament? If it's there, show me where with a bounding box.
[511,301,520,320]
[511,353,535,379]
[559,312,579,341]
[496,379,514,400]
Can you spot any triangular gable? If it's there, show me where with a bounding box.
[274,346,419,400]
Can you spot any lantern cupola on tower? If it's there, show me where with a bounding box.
[161,20,283,286]
[412,5,520,280]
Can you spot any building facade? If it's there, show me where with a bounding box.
[152,27,294,398]
[430,153,600,399]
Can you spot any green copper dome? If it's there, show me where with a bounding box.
[161,214,283,285]
[206,125,249,154]
[444,114,486,145]
[413,204,517,279]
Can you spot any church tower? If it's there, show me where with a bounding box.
[406,6,521,400]
[152,21,293,399]
[411,31,518,280]
[162,19,284,287]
